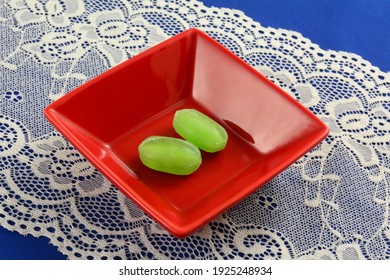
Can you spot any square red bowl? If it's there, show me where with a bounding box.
[44,28,329,238]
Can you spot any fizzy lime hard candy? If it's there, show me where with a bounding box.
[138,109,228,175]
[138,136,202,175]
[173,109,228,153]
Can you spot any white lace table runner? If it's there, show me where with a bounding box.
[1,0,389,260]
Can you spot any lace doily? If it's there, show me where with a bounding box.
[1,0,389,260]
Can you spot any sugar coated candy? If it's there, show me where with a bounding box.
[138,136,202,175]
[173,109,228,153]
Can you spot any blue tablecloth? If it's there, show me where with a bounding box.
[0,0,389,260]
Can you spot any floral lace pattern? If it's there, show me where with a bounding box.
[1,0,389,260]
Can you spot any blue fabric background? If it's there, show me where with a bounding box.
[203,0,390,72]
[0,0,389,260]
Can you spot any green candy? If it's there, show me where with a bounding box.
[173,109,228,153]
[138,136,202,175]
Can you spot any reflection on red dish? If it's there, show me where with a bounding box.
[44,29,329,238]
